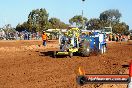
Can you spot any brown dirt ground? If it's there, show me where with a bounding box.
[0,40,132,88]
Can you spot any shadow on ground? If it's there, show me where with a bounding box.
[39,51,68,58]
[40,51,54,57]
[39,51,99,58]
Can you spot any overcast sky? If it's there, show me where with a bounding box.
[0,0,131,29]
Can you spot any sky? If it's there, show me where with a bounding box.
[0,0,132,29]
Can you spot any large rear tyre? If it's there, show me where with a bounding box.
[79,41,90,57]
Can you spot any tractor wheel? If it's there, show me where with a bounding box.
[76,76,86,86]
[100,45,106,54]
[69,52,73,58]
[53,51,56,58]
[79,41,90,57]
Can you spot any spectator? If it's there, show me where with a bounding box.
[116,34,119,42]
[42,31,48,46]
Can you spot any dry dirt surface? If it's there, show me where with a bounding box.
[0,40,132,88]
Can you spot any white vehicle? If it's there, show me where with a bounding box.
[102,27,112,34]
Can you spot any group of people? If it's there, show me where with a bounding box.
[108,34,131,42]
[0,31,42,40]
[0,29,48,46]
[16,31,41,40]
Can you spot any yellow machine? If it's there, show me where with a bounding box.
[54,27,80,57]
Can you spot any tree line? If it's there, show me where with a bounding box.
[16,8,69,32]
[16,8,130,35]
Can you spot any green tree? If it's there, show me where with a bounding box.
[49,18,61,29]
[69,15,88,27]
[113,22,129,35]
[3,24,16,35]
[46,22,52,29]
[99,9,122,29]
[27,8,49,32]
[49,17,69,29]
[16,22,29,32]
[59,22,69,29]
[100,9,122,23]
[86,18,102,30]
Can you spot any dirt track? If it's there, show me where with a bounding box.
[0,40,132,88]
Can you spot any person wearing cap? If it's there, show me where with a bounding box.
[42,31,48,46]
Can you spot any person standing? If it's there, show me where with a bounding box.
[116,34,119,42]
[109,33,112,41]
[128,34,131,41]
[42,31,48,46]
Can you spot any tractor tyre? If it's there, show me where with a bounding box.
[53,51,56,58]
[79,41,90,57]
[69,52,73,58]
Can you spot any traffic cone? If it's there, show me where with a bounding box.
[78,66,85,75]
